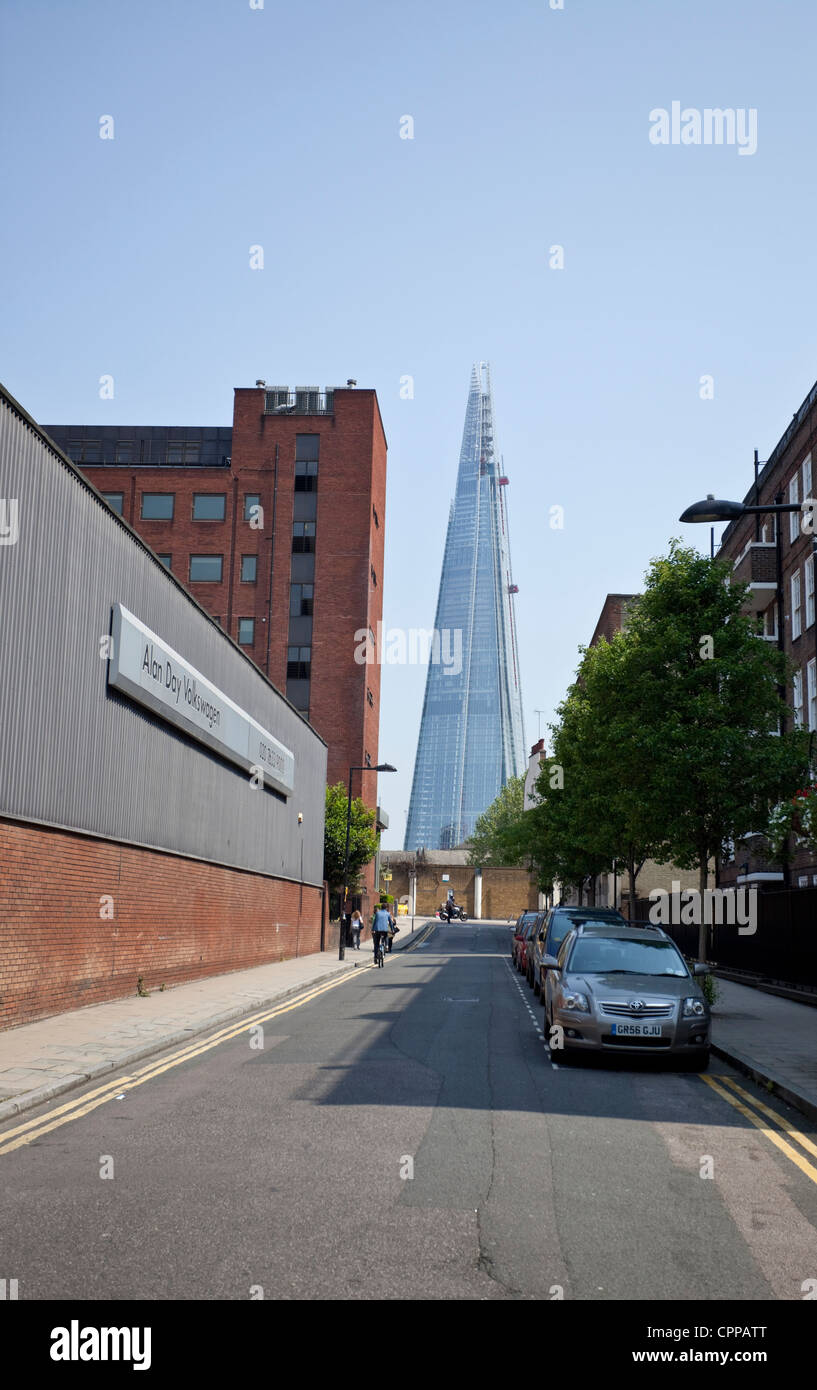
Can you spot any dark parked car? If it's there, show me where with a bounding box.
[531,905,628,996]
[542,923,711,1069]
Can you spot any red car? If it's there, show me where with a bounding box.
[512,911,542,972]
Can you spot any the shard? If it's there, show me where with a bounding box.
[404,363,526,850]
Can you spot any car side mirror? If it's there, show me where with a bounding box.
[541,954,560,970]
[692,962,710,975]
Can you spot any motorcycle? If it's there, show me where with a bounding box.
[437,903,468,922]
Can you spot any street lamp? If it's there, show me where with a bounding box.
[680,489,813,706]
[679,494,802,525]
[339,762,397,960]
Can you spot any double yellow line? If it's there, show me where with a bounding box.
[0,971,360,1158]
[0,921,437,1160]
[702,1074,817,1185]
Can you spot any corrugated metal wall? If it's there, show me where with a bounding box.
[0,388,327,884]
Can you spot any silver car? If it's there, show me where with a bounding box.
[542,924,711,1070]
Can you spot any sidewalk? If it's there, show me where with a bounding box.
[710,976,817,1124]
[0,918,434,1124]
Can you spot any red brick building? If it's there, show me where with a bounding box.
[714,378,817,889]
[588,593,637,648]
[44,382,388,907]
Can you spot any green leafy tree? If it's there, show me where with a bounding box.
[549,634,666,912]
[467,775,526,865]
[323,783,379,910]
[621,541,809,956]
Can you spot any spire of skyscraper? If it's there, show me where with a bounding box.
[404,363,526,850]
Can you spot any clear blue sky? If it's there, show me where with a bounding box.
[2,0,816,848]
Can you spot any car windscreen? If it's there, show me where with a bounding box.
[551,911,622,948]
[568,937,689,978]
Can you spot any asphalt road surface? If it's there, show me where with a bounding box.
[3,920,817,1300]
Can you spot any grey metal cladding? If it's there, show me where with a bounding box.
[0,390,327,885]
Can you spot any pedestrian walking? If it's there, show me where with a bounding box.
[350,909,363,951]
[387,913,399,953]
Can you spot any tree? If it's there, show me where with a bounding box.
[323,783,379,909]
[621,541,809,956]
[467,775,526,866]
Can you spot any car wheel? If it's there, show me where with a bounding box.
[533,974,541,997]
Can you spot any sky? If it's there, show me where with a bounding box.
[2,0,817,848]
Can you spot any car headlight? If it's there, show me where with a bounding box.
[683,997,706,1017]
[562,991,589,1012]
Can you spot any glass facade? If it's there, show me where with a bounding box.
[404,363,525,850]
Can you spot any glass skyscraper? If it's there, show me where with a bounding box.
[404,363,526,850]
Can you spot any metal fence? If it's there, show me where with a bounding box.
[633,888,817,988]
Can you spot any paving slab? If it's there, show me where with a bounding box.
[711,976,817,1123]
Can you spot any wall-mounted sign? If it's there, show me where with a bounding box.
[441,873,450,881]
[108,605,294,796]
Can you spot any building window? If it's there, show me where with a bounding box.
[294,460,318,491]
[792,570,802,639]
[292,521,316,553]
[241,555,257,583]
[69,439,101,463]
[193,493,226,521]
[370,565,377,586]
[367,687,374,708]
[295,434,320,463]
[141,493,174,520]
[189,554,223,582]
[244,494,261,522]
[166,442,200,465]
[762,604,777,639]
[807,555,815,629]
[369,627,376,648]
[290,582,314,616]
[157,554,172,569]
[372,505,379,528]
[789,474,800,544]
[793,668,804,727]
[287,645,311,678]
[238,618,255,645]
[808,659,817,732]
[114,442,132,465]
[803,452,813,503]
[101,492,124,515]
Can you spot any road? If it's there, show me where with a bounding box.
[2,920,817,1300]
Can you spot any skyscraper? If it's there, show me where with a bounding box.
[405,363,525,850]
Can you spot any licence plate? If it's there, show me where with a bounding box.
[611,1022,662,1037]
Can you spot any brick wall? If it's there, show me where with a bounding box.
[382,859,539,918]
[0,819,323,1032]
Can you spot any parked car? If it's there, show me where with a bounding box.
[530,905,629,996]
[542,923,711,1069]
[518,913,544,977]
[512,911,542,972]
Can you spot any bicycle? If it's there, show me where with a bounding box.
[373,932,387,968]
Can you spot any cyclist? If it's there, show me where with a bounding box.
[371,903,392,967]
